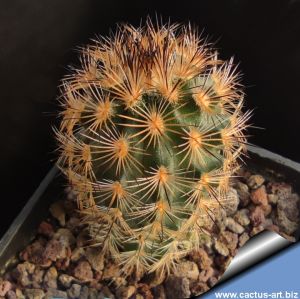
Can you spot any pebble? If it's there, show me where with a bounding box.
[235,182,250,207]
[247,175,265,189]
[234,209,250,226]
[261,203,272,216]
[216,214,227,232]
[79,286,89,299]
[43,267,58,289]
[54,228,76,246]
[73,261,93,282]
[224,188,240,216]
[268,182,292,200]
[24,289,44,299]
[67,284,82,299]
[226,217,244,234]
[58,274,75,288]
[250,185,268,206]
[45,288,67,299]
[250,206,265,227]
[49,201,66,226]
[214,240,229,257]
[222,231,238,255]
[278,194,299,222]
[43,238,68,262]
[6,290,17,299]
[198,266,214,283]
[189,249,213,270]
[239,232,250,247]
[14,262,35,287]
[37,221,54,238]
[15,289,25,299]
[165,276,191,299]
[276,194,299,235]
[277,207,299,235]
[0,280,12,297]
[31,268,44,289]
[19,239,50,267]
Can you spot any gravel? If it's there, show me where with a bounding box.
[0,168,299,298]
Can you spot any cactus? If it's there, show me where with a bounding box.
[56,20,250,276]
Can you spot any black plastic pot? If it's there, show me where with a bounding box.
[0,145,299,284]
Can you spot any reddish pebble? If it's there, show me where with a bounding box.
[251,185,268,206]
[38,221,54,238]
[250,206,265,226]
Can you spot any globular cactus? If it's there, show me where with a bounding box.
[56,20,250,276]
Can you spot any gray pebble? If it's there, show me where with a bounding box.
[24,289,44,299]
[165,275,191,299]
[44,288,68,299]
[67,284,81,299]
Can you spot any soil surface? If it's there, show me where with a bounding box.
[0,168,299,299]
